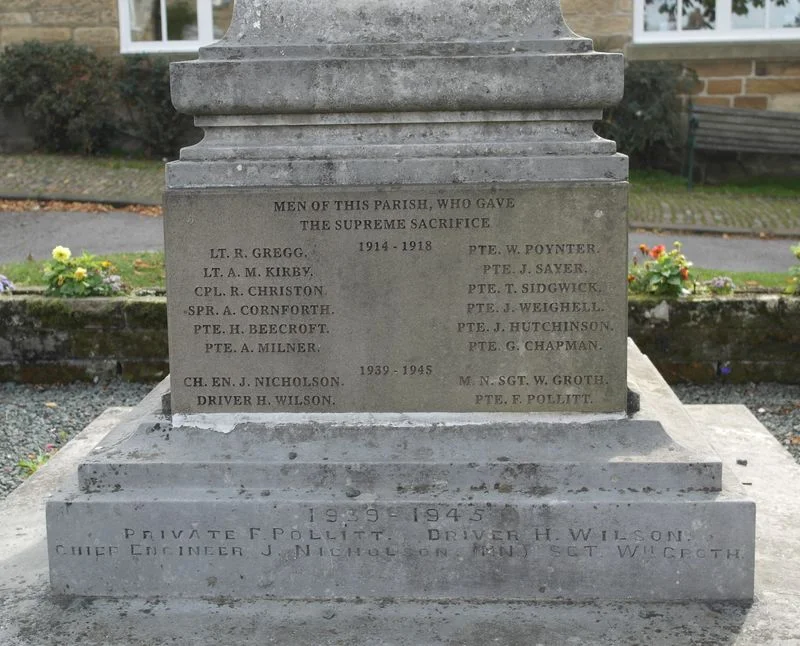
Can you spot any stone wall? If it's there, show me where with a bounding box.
[629,295,800,384]
[561,0,800,114]
[0,295,167,383]
[0,0,118,56]
[683,59,800,112]
[2,0,798,113]
[1,294,798,385]
[561,0,633,53]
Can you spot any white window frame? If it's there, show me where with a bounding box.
[118,0,215,53]
[634,0,800,43]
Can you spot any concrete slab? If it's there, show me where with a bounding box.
[1,402,798,644]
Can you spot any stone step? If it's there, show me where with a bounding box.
[75,418,722,494]
[47,488,754,601]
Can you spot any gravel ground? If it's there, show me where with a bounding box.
[0,380,152,499]
[0,380,797,500]
[672,382,800,463]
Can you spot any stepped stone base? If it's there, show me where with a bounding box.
[46,342,755,601]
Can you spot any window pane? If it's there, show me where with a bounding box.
[212,0,234,39]
[166,0,198,41]
[683,0,716,30]
[732,1,766,28]
[644,0,678,31]
[770,0,800,28]
[129,0,159,41]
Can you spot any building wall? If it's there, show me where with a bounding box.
[561,0,633,52]
[1,0,799,113]
[561,0,800,113]
[0,0,119,56]
[683,59,800,112]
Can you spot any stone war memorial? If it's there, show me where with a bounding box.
[46,0,755,603]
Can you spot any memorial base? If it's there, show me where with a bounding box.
[46,343,755,601]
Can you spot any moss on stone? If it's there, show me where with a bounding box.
[123,298,167,329]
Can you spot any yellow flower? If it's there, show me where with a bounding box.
[52,246,71,262]
[101,260,111,268]
[74,267,88,281]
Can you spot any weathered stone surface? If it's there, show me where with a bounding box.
[167,0,625,192]
[0,26,70,44]
[0,12,32,26]
[0,296,168,383]
[164,183,628,415]
[171,0,621,116]
[45,345,756,601]
[44,0,758,607]
[4,401,798,644]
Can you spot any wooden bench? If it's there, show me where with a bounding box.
[684,104,800,189]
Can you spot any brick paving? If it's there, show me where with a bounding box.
[629,189,800,236]
[1,154,799,236]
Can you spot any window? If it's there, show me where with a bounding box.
[118,0,234,53]
[634,0,800,42]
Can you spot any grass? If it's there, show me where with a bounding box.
[630,169,800,199]
[0,251,165,291]
[0,250,793,294]
[690,267,794,292]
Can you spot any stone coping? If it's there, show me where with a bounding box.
[2,292,797,385]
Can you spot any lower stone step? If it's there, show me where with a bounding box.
[47,490,754,601]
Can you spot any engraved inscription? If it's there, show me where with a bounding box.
[51,505,748,569]
[164,185,627,414]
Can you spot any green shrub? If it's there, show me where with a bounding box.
[788,244,800,295]
[0,41,196,159]
[116,55,195,158]
[597,61,696,170]
[0,41,116,154]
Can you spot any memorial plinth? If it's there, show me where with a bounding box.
[46,0,755,601]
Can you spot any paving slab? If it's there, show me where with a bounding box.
[0,401,798,645]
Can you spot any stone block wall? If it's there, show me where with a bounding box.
[0,0,118,56]
[0,296,168,383]
[1,295,798,385]
[685,60,800,112]
[629,295,800,384]
[562,0,800,115]
[561,0,633,52]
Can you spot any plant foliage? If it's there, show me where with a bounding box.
[597,61,697,170]
[44,246,124,297]
[0,41,116,154]
[628,242,693,298]
[788,244,800,295]
[0,41,196,158]
[116,55,195,158]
